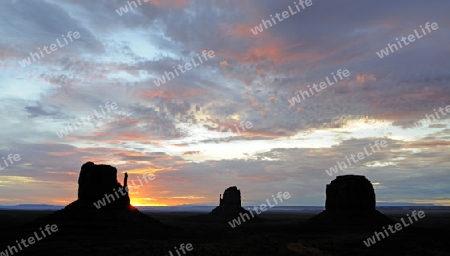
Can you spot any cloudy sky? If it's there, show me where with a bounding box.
[0,0,449,206]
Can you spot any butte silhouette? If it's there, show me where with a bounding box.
[183,186,260,223]
[306,175,394,230]
[208,186,262,223]
[211,186,251,216]
[29,162,167,238]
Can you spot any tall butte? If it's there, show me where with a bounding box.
[77,161,130,209]
[306,175,394,230]
[211,186,252,216]
[30,162,164,234]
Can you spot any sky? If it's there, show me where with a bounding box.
[0,0,449,207]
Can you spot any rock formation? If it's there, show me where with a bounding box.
[306,175,394,229]
[211,186,250,216]
[77,161,130,209]
[325,175,375,212]
[30,162,164,234]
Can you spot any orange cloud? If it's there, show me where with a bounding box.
[171,143,189,147]
[115,152,149,157]
[357,74,376,83]
[218,38,336,66]
[48,151,78,156]
[45,171,78,176]
[226,23,255,37]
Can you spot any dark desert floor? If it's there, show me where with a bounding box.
[0,207,449,256]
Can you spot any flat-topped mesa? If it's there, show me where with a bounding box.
[78,161,130,209]
[325,175,375,212]
[28,161,164,234]
[305,174,394,229]
[211,186,249,216]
